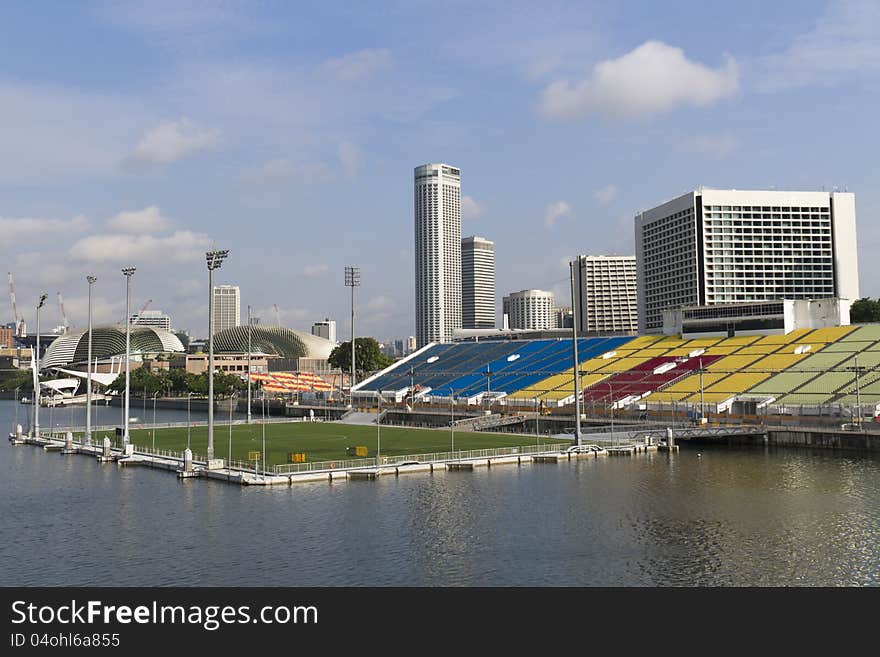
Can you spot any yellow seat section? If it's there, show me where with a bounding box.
[619,335,665,349]
[659,372,728,393]
[717,335,760,346]
[805,326,856,343]
[704,372,772,393]
[707,354,763,370]
[684,391,741,403]
[752,328,812,345]
[542,373,610,400]
[702,345,740,355]
[649,391,693,402]
[738,344,784,355]
[681,338,722,348]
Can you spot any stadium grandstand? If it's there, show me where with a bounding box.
[352,325,880,416]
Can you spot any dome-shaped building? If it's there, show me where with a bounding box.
[212,325,334,360]
[41,325,185,369]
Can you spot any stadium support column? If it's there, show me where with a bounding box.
[569,260,582,446]
[206,249,229,462]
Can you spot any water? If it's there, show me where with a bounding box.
[1,399,879,586]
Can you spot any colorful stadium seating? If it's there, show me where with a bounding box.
[351,324,880,408]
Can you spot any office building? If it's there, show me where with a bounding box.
[415,163,461,347]
[212,285,240,335]
[129,309,172,331]
[311,318,337,344]
[461,235,495,329]
[554,307,574,329]
[635,189,859,333]
[572,255,638,334]
[502,289,555,330]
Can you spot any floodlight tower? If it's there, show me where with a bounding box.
[206,249,229,461]
[121,267,136,446]
[33,293,47,438]
[344,266,360,406]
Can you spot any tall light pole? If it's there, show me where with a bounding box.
[344,266,360,406]
[121,267,136,446]
[206,249,229,461]
[85,275,96,446]
[569,259,582,446]
[33,293,47,438]
[246,304,252,424]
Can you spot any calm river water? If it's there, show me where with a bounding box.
[1,400,878,586]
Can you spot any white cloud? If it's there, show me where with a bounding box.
[322,49,394,81]
[0,214,89,245]
[243,159,331,185]
[755,0,880,91]
[593,184,618,205]
[462,195,487,219]
[129,118,219,165]
[106,206,170,234]
[69,230,212,264]
[676,134,739,158]
[338,141,363,177]
[538,40,739,119]
[303,264,329,278]
[544,201,572,228]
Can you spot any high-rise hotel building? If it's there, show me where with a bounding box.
[635,189,859,333]
[572,255,638,334]
[502,289,555,330]
[212,285,241,335]
[461,235,495,329]
[415,163,461,346]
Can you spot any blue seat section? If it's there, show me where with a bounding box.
[430,340,557,396]
[357,340,523,393]
[358,336,635,399]
[459,336,630,398]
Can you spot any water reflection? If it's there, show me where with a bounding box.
[1,400,879,586]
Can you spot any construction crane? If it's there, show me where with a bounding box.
[273,304,281,326]
[130,299,153,326]
[7,272,24,336]
[57,292,70,332]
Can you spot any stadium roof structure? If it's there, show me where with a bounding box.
[213,325,334,360]
[41,325,185,369]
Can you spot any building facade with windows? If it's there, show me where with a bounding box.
[129,309,172,331]
[212,285,240,335]
[572,255,638,334]
[502,289,555,330]
[311,318,337,344]
[635,189,859,333]
[415,163,462,346]
[461,235,495,330]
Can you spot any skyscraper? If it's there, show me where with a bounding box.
[572,255,638,334]
[212,285,240,335]
[414,163,461,346]
[461,235,495,329]
[635,189,859,333]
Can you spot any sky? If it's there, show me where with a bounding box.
[1,0,879,340]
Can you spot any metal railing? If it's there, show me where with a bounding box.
[271,441,571,475]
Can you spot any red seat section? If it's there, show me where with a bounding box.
[581,355,721,405]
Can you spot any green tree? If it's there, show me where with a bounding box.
[328,337,395,375]
[174,331,191,351]
[850,298,880,323]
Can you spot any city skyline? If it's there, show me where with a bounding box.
[1,1,878,340]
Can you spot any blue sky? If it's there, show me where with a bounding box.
[1,0,878,339]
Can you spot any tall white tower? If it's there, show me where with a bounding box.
[415,163,461,347]
[212,285,240,335]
